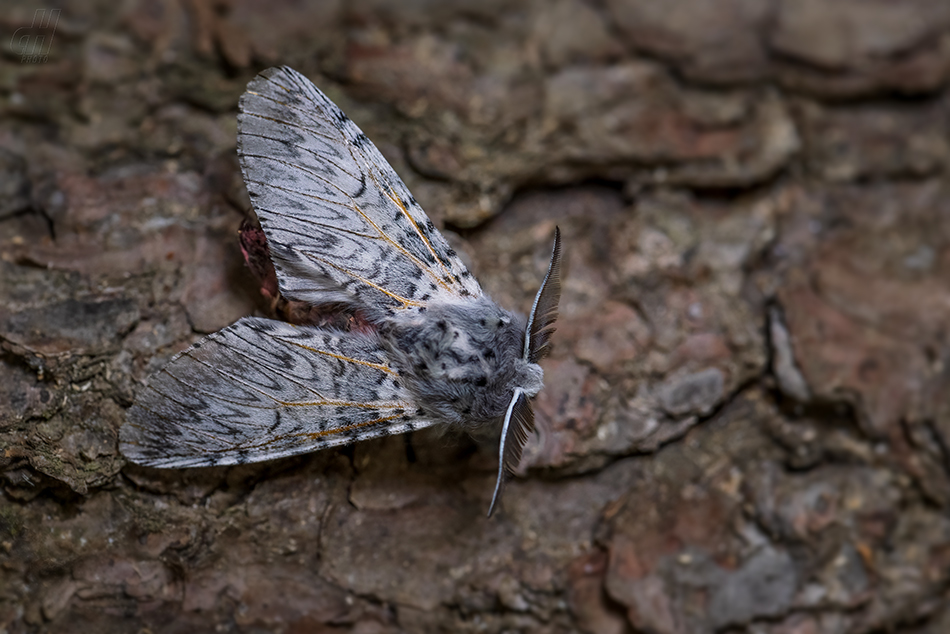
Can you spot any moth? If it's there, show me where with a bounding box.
[120,66,562,516]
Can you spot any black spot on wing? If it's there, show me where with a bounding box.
[331,107,349,127]
[269,409,283,433]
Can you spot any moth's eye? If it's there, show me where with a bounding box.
[475,376,487,387]
[496,319,505,329]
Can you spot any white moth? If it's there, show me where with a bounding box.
[120,67,562,516]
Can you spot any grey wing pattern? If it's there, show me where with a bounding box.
[120,318,431,468]
[237,66,482,313]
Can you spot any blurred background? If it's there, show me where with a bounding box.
[3,0,950,632]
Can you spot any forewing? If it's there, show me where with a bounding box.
[237,66,482,313]
[121,318,430,468]
[525,227,563,363]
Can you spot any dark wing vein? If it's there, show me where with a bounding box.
[237,66,482,311]
[121,318,432,468]
[246,157,457,295]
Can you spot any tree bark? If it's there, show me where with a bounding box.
[3,1,950,632]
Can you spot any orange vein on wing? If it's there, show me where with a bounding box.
[349,193,454,294]
[220,413,409,452]
[381,184,454,284]
[275,340,396,375]
[273,399,404,407]
[242,95,458,296]
[242,167,453,297]
[297,413,405,439]
[301,252,424,308]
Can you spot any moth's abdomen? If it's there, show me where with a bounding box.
[382,298,540,430]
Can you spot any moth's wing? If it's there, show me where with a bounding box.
[120,318,431,468]
[525,227,562,363]
[237,66,482,313]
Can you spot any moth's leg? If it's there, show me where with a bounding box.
[403,432,417,464]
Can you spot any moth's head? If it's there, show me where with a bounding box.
[520,362,543,398]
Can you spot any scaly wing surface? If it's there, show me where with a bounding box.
[121,318,430,468]
[238,66,481,313]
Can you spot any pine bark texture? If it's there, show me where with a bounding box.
[3,1,950,632]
